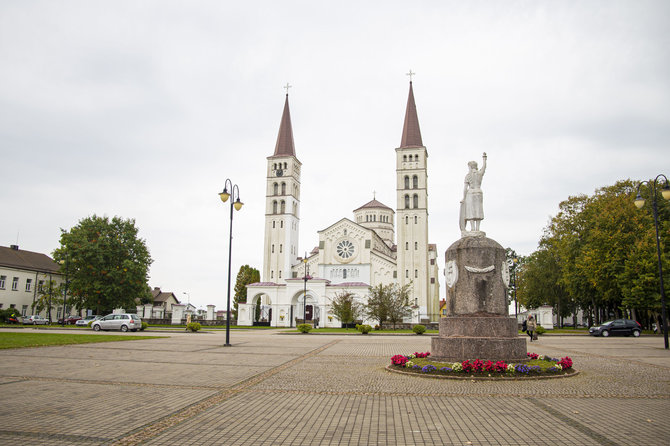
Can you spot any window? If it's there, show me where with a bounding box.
[343,269,347,279]
[430,258,435,265]
[413,194,419,209]
[393,271,397,278]
[272,245,275,253]
[279,271,282,278]
[0,275,5,289]
[280,200,285,213]
[405,270,409,278]
[415,269,418,278]
[405,242,408,250]
[284,162,287,169]
[273,201,278,214]
[281,182,286,195]
[431,277,435,284]
[272,221,275,228]
[404,194,410,209]
[415,216,418,224]
[25,279,32,292]
[280,244,283,253]
[281,220,283,228]
[414,242,418,250]
[412,175,418,189]
[22,305,28,316]
[404,176,409,189]
[405,216,408,224]
[12,277,19,291]
[271,271,274,279]
[403,155,407,162]
[273,183,278,195]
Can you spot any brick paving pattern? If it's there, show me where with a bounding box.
[0,329,668,445]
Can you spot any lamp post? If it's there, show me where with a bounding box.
[634,174,670,350]
[302,255,312,325]
[59,254,69,327]
[512,257,519,321]
[219,179,244,347]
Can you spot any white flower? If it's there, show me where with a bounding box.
[507,364,515,372]
[405,361,414,368]
[555,363,563,370]
[451,362,463,372]
[538,355,545,360]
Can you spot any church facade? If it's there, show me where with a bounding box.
[238,82,440,327]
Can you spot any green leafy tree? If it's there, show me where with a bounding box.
[53,215,153,315]
[329,291,364,326]
[387,283,412,330]
[365,284,392,329]
[32,280,63,321]
[233,265,260,319]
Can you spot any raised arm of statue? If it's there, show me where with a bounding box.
[480,152,487,175]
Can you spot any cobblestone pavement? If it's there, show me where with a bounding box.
[0,329,668,445]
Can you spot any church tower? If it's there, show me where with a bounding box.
[396,81,430,321]
[263,93,301,283]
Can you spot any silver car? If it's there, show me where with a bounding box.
[75,315,101,326]
[23,315,49,325]
[91,314,142,332]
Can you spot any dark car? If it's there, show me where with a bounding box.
[589,319,642,337]
[58,316,82,325]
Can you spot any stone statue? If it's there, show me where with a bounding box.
[459,152,487,234]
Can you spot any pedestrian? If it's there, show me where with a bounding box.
[527,315,537,342]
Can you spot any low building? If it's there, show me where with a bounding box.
[0,244,64,320]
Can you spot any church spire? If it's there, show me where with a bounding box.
[399,81,423,148]
[273,93,296,157]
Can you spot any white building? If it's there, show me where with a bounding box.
[0,244,65,320]
[240,82,440,327]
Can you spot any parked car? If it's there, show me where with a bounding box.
[91,314,142,332]
[589,319,642,337]
[58,316,82,325]
[23,315,49,325]
[75,315,101,326]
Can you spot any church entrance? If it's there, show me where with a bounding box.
[305,305,313,321]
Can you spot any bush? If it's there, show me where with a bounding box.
[412,324,426,335]
[357,324,372,334]
[186,322,201,332]
[140,321,148,331]
[297,323,312,333]
[536,325,547,335]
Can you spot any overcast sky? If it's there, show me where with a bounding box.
[1,1,668,311]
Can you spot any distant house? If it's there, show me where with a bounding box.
[137,287,180,319]
[439,299,447,317]
[0,244,65,320]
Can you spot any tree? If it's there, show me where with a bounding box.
[329,291,364,326]
[233,265,260,319]
[366,284,392,329]
[386,283,412,329]
[32,280,63,321]
[365,283,412,330]
[53,215,153,315]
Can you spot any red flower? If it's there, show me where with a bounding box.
[391,355,409,366]
[558,356,573,369]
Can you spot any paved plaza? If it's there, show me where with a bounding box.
[0,329,668,445]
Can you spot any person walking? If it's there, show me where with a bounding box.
[527,315,537,342]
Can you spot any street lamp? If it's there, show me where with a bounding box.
[302,255,312,326]
[512,257,519,320]
[59,254,69,327]
[634,174,670,350]
[219,179,244,347]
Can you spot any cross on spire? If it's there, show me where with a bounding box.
[373,190,376,200]
[283,82,292,95]
[406,69,415,82]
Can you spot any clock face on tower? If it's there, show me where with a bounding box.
[276,168,283,177]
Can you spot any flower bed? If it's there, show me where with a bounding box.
[388,351,575,379]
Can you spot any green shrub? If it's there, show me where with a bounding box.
[357,324,372,334]
[412,324,426,335]
[140,321,148,331]
[87,321,94,327]
[186,322,201,332]
[297,323,312,333]
[536,325,546,335]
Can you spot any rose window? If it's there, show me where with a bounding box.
[336,240,355,259]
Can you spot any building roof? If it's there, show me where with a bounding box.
[151,287,180,304]
[0,245,60,273]
[353,198,394,213]
[399,82,424,148]
[272,94,296,157]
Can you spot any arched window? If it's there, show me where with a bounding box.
[404,194,410,209]
[404,176,409,189]
[273,183,278,195]
[415,242,418,250]
[413,194,419,209]
[273,163,277,170]
[403,155,407,162]
[405,242,409,250]
[284,162,287,169]
[413,175,418,189]
[278,271,282,278]
[280,220,283,228]
[415,216,417,224]
[415,269,418,278]
[272,221,275,228]
[272,245,275,253]
[280,200,285,214]
[280,244,283,253]
[272,201,277,214]
[405,216,409,224]
[281,182,286,195]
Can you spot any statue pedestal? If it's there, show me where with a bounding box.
[432,236,526,362]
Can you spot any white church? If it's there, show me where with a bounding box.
[238,82,440,327]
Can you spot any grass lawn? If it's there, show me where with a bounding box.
[0,332,163,349]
